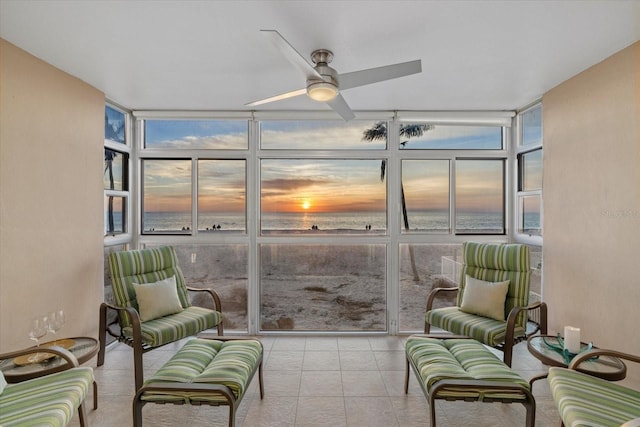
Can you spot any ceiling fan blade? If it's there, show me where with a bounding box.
[261,30,323,80]
[245,88,307,106]
[326,94,355,121]
[337,59,422,90]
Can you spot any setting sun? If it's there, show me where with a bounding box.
[301,200,311,210]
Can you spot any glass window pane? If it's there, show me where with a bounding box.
[198,160,246,232]
[522,104,542,146]
[169,244,248,332]
[399,244,461,331]
[103,149,127,191]
[520,149,542,191]
[260,120,386,149]
[401,160,450,233]
[104,195,125,235]
[260,244,386,331]
[105,106,125,144]
[144,120,248,149]
[455,160,504,233]
[142,159,192,233]
[260,159,386,234]
[520,195,541,236]
[399,125,503,150]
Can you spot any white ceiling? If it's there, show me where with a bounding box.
[1,0,638,115]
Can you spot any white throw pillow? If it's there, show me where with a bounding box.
[460,275,510,321]
[0,370,7,395]
[133,275,184,322]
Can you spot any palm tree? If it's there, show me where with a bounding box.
[362,122,433,281]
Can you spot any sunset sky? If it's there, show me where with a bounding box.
[139,120,517,214]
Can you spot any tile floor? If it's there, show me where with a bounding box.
[78,334,565,427]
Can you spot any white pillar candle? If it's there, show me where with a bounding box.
[564,326,581,354]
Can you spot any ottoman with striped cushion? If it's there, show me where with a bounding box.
[548,348,640,427]
[133,338,263,427]
[405,335,535,427]
[0,367,94,427]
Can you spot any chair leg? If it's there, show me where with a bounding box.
[503,341,513,367]
[97,303,108,367]
[258,361,264,399]
[78,402,88,427]
[132,398,144,427]
[404,357,410,394]
[93,380,98,409]
[134,342,144,391]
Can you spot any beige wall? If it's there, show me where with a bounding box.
[543,41,640,355]
[0,39,104,351]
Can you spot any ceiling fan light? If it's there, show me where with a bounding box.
[307,81,338,102]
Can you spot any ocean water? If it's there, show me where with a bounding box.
[136,211,529,233]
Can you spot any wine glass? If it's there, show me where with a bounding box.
[28,316,48,362]
[47,309,65,345]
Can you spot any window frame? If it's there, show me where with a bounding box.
[104,102,133,246]
[513,102,543,245]
[132,110,514,335]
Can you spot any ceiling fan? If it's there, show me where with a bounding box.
[245,30,422,121]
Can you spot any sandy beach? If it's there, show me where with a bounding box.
[106,242,540,333]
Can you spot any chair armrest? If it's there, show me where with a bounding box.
[0,346,80,379]
[568,348,640,370]
[425,287,459,312]
[187,286,223,313]
[506,301,548,334]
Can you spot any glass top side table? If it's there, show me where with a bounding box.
[0,336,98,382]
[527,335,627,382]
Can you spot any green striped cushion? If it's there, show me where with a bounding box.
[406,337,530,400]
[141,338,262,404]
[123,306,222,348]
[108,246,191,328]
[456,242,531,330]
[548,367,640,427]
[0,367,93,427]
[425,306,526,346]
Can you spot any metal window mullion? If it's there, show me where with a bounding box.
[192,158,198,235]
[247,118,260,335]
[387,117,400,335]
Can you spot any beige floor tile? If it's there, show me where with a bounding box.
[265,350,304,371]
[262,370,301,396]
[373,350,405,371]
[337,337,372,351]
[295,396,347,427]
[304,337,338,351]
[242,396,297,427]
[342,370,388,397]
[303,350,341,370]
[299,370,343,396]
[344,396,399,427]
[339,350,378,370]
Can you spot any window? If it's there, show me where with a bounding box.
[455,159,505,234]
[260,159,387,234]
[399,124,503,150]
[144,120,248,149]
[198,160,246,232]
[516,103,543,238]
[104,104,130,238]
[142,159,192,234]
[401,160,450,233]
[260,120,386,149]
[135,113,512,335]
